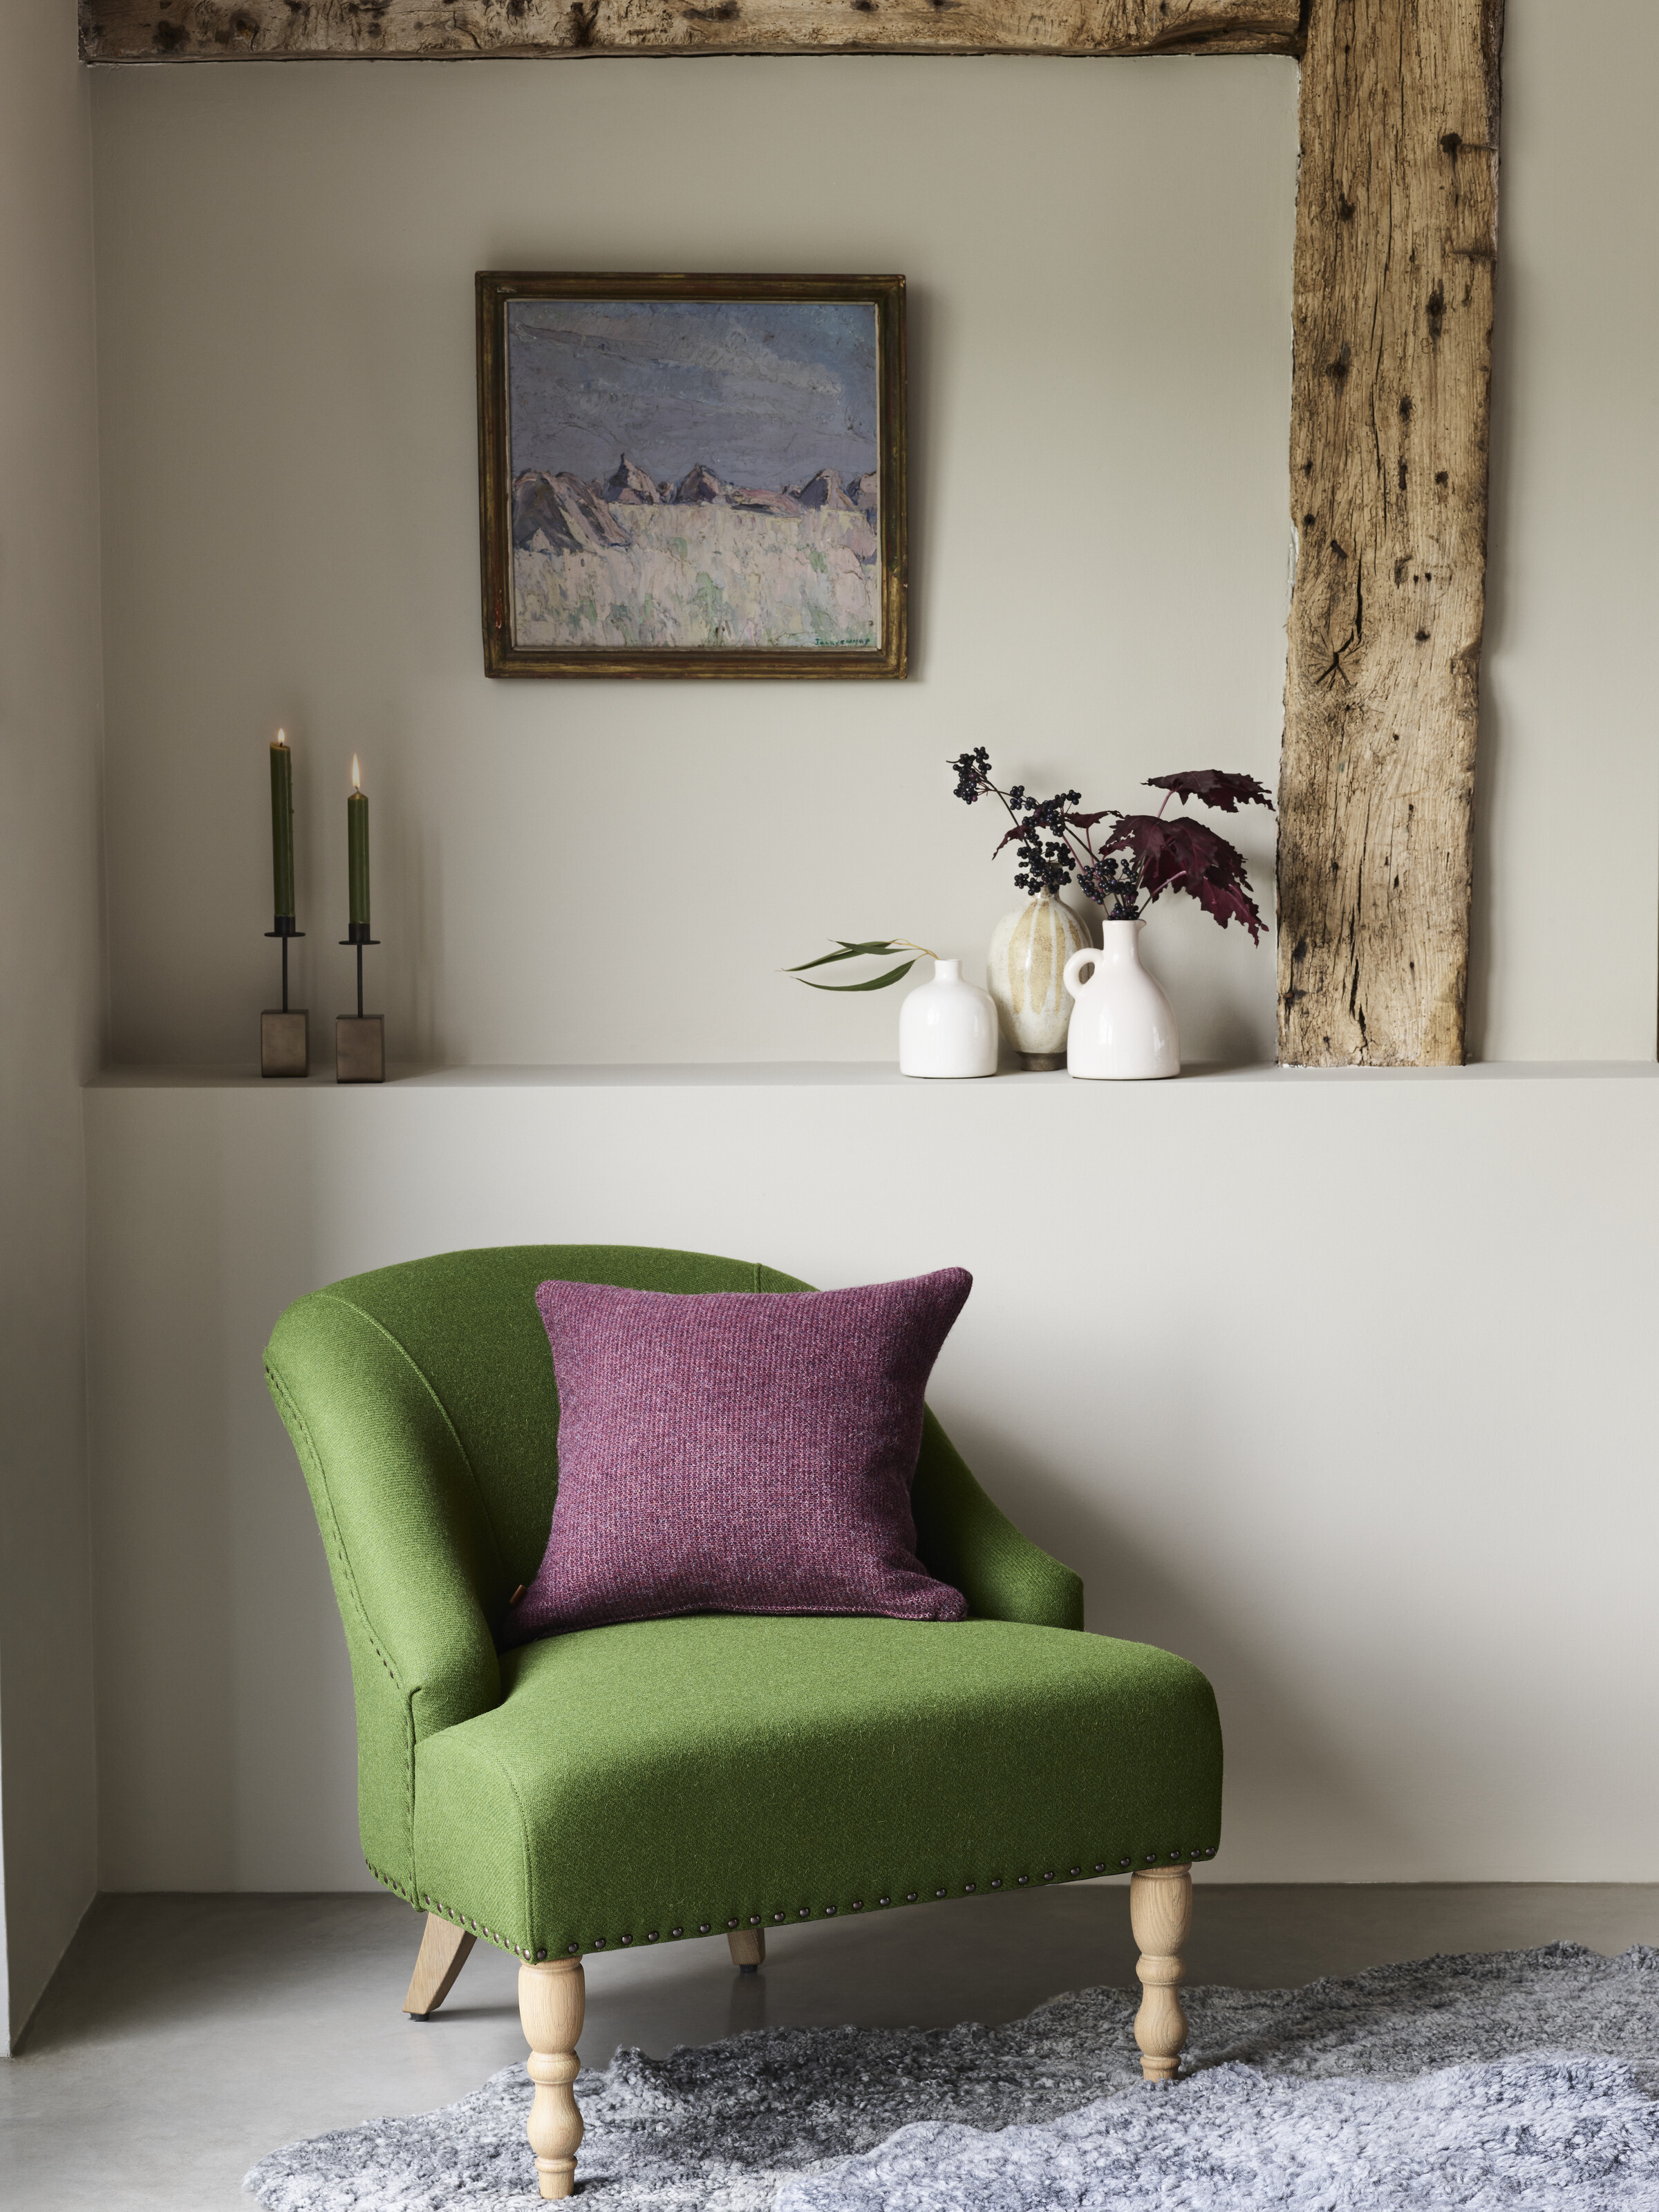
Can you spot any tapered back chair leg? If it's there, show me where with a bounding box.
[520,1956,585,2200]
[1130,1866,1192,2081]
[402,1914,476,2018]
[727,1928,765,1971]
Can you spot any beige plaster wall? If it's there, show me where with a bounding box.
[60,0,1659,1918]
[1468,0,1659,1059]
[87,10,1659,1074]
[84,1065,1659,1891]
[90,55,1297,1073]
[0,1,105,2049]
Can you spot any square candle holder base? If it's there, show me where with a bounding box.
[261,1010,310,1078]
[335,1014,384,1084]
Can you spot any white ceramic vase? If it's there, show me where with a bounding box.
[899,958,999,1079]
[1062,919,1180,1080]
[986,894,1093,1071]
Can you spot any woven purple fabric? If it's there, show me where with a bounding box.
[500,1270,973,1646]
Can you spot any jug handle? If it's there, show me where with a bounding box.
[1063,945,1098,997]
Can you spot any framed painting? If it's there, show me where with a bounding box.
[476,272,906,679]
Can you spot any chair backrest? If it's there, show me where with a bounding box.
[296,1242,812,1600]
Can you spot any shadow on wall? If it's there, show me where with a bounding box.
[88,1098,238,1888]
[1463,191,1519,1067]
[87,1091,366,1892]
[939,1404,1420,1882]
[903,277,937,687]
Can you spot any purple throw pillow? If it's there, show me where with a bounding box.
[500,1268,973,1646]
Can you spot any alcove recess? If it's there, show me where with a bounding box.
[80,0,1506,1070]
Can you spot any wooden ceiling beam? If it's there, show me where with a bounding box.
[79,0,1303,66]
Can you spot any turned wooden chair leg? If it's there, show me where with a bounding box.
[1130,1866,1192,2082]
[727,1927,765,1973]
[520,1956,585,2201]
[402,1913,476,2018]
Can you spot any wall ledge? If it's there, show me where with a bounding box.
[86,1059,1659,1092]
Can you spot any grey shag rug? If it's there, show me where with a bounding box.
[245,1944,1659,2211]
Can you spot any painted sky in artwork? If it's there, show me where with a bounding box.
[506,299,879,490]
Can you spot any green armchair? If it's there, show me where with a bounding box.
[266,1244,1223,2200]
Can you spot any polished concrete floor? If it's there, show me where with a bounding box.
[3,1884,1656,2211]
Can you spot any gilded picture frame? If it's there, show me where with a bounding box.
[476,272,907,680]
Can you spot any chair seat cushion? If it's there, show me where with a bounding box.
[409,1614,1222,1962]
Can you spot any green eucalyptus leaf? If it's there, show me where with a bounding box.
[785,940,906,974]
[799,960,917,993]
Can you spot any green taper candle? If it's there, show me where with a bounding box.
[270,730,296,921]
[348,753,371,928]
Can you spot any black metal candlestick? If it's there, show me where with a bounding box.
[261,915,309,1076]
[337,919,384,1082]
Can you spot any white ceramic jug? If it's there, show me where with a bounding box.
[899,958,999,1079]
[1062,919,1180,1080]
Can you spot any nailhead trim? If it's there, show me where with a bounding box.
[505,1839,1220,1962]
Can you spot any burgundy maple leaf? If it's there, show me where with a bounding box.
[1144,769,1275,815]
[1101,814,1266,941]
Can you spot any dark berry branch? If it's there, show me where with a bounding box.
[948,751,1273,942]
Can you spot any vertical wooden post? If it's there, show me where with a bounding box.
[1278,0,1505,1065]
[519,1957,585,2201]
[1130,1866,1192,2081]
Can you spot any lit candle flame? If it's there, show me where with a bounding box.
[350,753,362,794]
[274,727,288,748]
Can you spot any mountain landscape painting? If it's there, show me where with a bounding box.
[478,276,906,677]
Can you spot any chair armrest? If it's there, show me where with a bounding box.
[912,1407,1085,1630]
[265,1293,503,1899]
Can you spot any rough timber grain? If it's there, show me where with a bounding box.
[78,0,1302,64]
[1277,0,1503,1066]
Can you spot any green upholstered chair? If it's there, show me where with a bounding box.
[265,1244,1223,2201]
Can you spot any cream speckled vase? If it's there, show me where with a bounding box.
[986,894,1093,1070]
